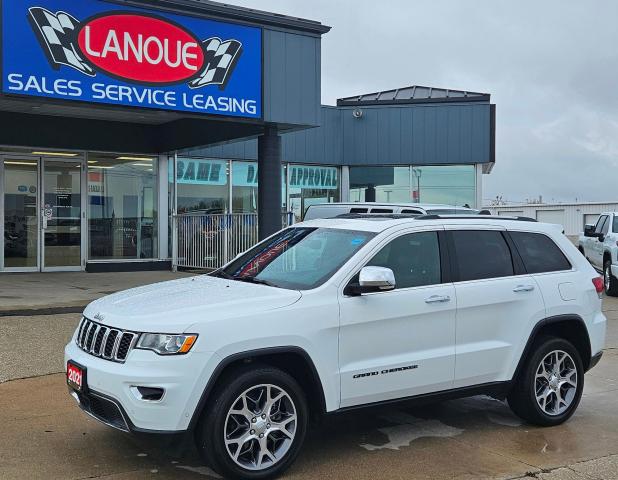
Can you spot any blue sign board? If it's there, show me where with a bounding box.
[2,0,262,118]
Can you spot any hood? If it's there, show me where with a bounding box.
[83,275,302,333]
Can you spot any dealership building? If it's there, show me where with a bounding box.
[0,0,496,273]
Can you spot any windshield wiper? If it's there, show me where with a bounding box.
[234,276,278,287]
[210,269,235,280]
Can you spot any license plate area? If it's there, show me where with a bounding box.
[67,361,87,392]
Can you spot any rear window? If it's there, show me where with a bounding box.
[510,232,571,274]
[350,208,369,214]
[451,230,514,281]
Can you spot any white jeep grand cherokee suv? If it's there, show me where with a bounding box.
[65,215,606,479]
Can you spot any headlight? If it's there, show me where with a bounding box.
[136,333,198,355]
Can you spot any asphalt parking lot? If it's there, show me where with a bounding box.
[1,296,617,479]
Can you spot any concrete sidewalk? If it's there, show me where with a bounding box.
[0,271,194,315]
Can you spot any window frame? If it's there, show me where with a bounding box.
[595,215,609,234]
[342,228,450,296]
[506,230,573,275]
[445,229,522,283]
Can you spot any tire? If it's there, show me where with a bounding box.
[195,365,308,480]
[508,336,584,426]
[604,259,618,297]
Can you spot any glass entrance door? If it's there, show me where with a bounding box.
[41,159,83,270]
[2,158,40,271]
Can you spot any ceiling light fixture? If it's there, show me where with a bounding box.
[117,156,154,162]
[4,161,38,166]
[32,151,78,157]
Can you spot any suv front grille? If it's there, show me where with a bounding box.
[76,318,138,363]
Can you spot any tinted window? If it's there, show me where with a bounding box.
[510,232,571,274]
[595,216,608,234]
[451,230,514,281]
[614,216,618,233]
[367,232,441,289]
[401,209,423,214]
[370,208,393,213]
[350,208,368,214]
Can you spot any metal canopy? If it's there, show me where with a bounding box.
[337,85,490,107]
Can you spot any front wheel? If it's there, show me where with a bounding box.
[604,259,618,297]
[196,366,308,480]
[508,336,584,426]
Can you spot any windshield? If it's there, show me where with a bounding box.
[216,227,376,290]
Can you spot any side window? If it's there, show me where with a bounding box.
[614,216,618,234]
[401,209,423,215]
[366,231,441,289]
[595,216,608,234]
[451,230,514,281]
[370,208,393,214]
[510,232,572,274]
[350,208,368,214]
[602,217,611,235]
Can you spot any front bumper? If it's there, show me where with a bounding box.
[64,341,220,432]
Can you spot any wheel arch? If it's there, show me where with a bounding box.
[512,315,593,382]
[188,346,327,432]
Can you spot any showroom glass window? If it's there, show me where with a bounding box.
[349,165,476,207]
[88,154,157,260]
[175,157,229,214]
[288,164,340,222]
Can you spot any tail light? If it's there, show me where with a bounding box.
[592,277,604,297]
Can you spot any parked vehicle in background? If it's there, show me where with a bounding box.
[579,212,618,296]
[303,202,480,220]
[65,215,605,479]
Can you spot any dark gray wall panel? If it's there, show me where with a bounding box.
[263,30,321,127]
[184,103,493,167]
[341,103,491,166]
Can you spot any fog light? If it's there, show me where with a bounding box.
[131,386,165,402]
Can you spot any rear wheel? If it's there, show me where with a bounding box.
[604,259,618,296]
[508,336,584,426]
[196,366,308,480]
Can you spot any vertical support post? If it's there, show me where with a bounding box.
[171,152,178,272]
[258,126,282,240]
[157,154,168,262]
[340,166,350,202]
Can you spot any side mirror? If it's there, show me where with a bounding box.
[584,225,598,237]
[345,266,396,296]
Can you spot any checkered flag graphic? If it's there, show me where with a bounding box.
[28,7,95,77]
[189,37,242,89]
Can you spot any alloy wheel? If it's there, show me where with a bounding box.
[534,350,578,416]
[224,384,297,471]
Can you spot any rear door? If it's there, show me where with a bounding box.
[338,228,457,407]
[446,227,546,387]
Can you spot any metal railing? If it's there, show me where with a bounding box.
[172,212,295,270]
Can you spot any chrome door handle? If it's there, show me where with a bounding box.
[513,285,535,293]
[425,295,451,304]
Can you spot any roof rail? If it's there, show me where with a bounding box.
[414,215,538,222]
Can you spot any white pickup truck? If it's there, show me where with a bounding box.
[579,212,618,296]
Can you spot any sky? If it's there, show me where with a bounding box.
[220,0,618,205]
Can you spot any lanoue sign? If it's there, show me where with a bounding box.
[1,0,262,118]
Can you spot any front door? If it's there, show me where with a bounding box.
[1,155,85,272]
[41,158,84,271]
[338,229,456,408]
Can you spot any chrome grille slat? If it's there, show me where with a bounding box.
[74,318,138,364]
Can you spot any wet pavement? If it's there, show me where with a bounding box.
[1,298,617,479]
[0,271,193,314]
